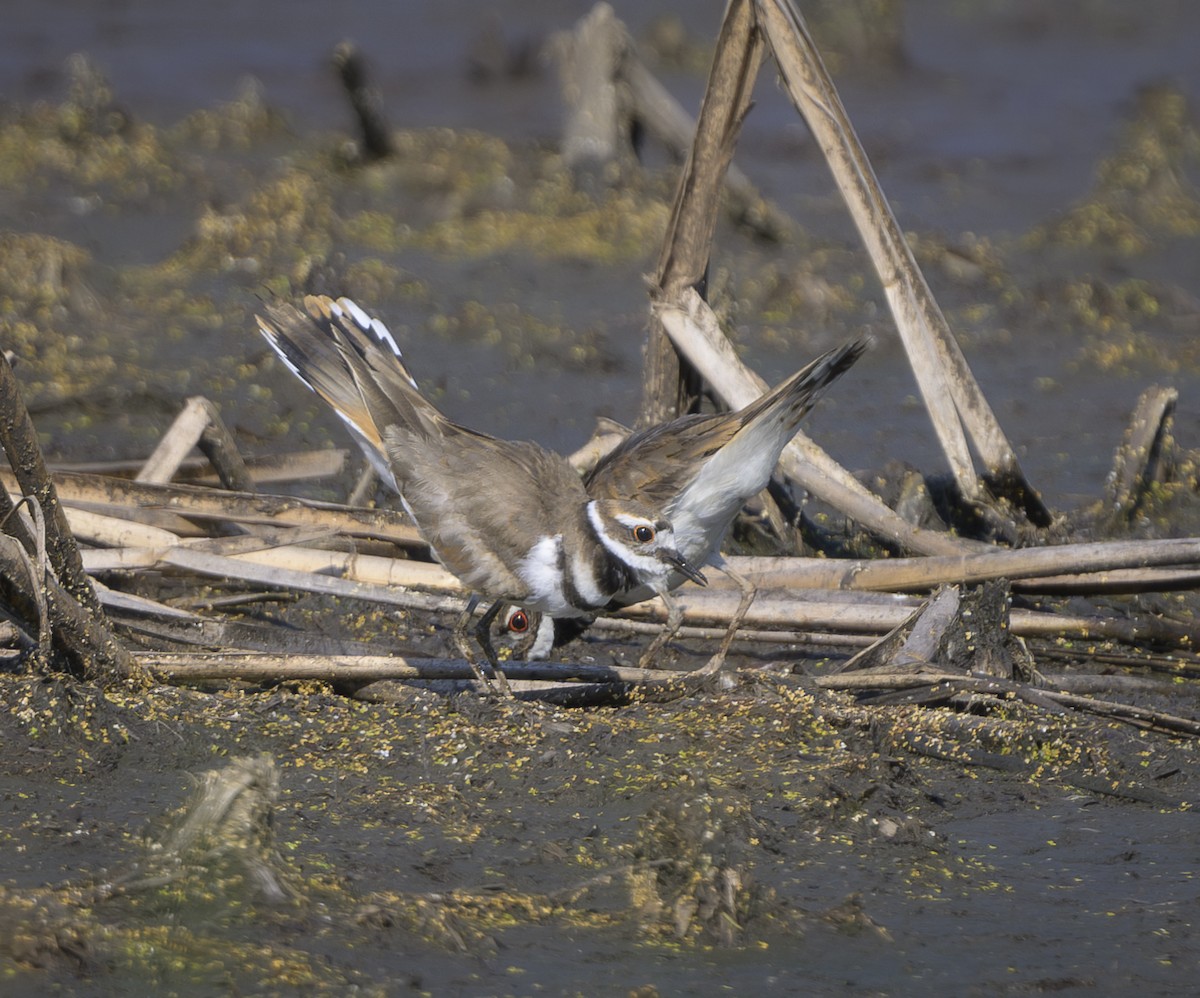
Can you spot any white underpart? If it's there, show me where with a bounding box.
[669,413,792,563]
[593,504,673,588]
[517,534,583,617]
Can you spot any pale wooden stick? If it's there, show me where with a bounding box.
[1015,569,1200,594]
[3,470,425,549]
[187,448,347,485]
[615,586,1196,647]
[138,651,682,685]
[346,464,379,506]
[90,578,204,620]
[137,396,213,484]
[566,419,628,474]
[63,506,183,550]
[138,396,255,491]
[722,537,1200,592]
[83,541,457,597]
[655,288,978,557]
[72,493,1200,647]
[552,3,628,177]
[222,542,455,589]
[619,32,790,239]
[195,398,256,492]
[50,448,348,486]
[642,0,764,427]
[1106,385,1177,518]
[581,615,875,648]
[754,0,1049,525]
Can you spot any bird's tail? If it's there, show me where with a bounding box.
[257,294,428,489]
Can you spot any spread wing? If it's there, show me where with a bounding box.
[585,412,735,508]
[587,339,866,559]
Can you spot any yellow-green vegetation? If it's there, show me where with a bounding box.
[0,109,180,198]
[405,180,670,264]
[435,298,610,370]
[1029,84,1200,253]
[339,133,673,265]
[369,128,516,218]
[0,56,183,198]
[169,78,290,152]
[173,169,336,281]
[0,113,680,445]
[1051,276,1200,376]
[717,255,858,328]
[0,232,118,404]
[0,609,1193,991]
[802,0,905,75]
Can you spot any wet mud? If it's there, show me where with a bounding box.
[2,1,1200,994]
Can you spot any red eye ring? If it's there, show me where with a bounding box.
[508,609,530,633]
[634,524,655,543]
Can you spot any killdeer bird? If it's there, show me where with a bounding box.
[257,294,707,692]
[502,338,868,663]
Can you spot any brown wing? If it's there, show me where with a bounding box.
[585,411,739,508]
[384,424,589,597]
[587,339,867,513]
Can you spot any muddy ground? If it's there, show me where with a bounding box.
[2,0,1200,994]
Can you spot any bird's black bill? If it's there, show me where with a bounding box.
[664,549,708,587]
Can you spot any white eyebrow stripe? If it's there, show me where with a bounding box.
[613,513,641,528]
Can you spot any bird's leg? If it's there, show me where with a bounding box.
[696,556,756,678]
[453,595,514,697]
[451,594,489,683]
[472,599,516,698]
[637,587,686,669]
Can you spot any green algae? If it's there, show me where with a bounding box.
[1,646,1174,992]
[1029,84,1200,254]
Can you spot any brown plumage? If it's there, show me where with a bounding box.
[587,339,868,592]
[493,339,866,660]
[257,294,707,687]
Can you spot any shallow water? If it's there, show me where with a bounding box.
[2,1,1200,995]
[3,1,1199,507]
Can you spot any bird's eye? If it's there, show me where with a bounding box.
[633,524,655,543]
[507,609,530,634]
